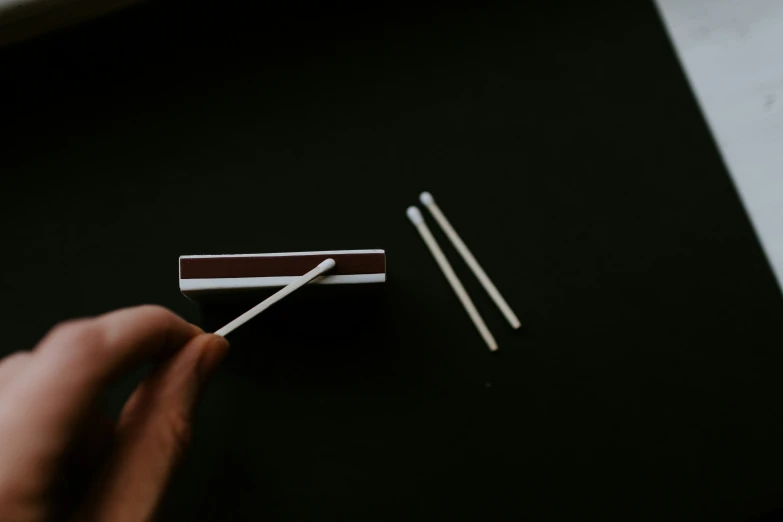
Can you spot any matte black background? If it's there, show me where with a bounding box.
[2,1,783,521]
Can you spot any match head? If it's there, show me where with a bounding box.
[406,206,424,225]
[318,258,337,271]
[419,191,434,206]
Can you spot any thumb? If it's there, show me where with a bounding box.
[79,333,229,522]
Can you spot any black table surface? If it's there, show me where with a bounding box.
[3,1,783,521]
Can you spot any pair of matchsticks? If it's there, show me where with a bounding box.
[408,192,520,351]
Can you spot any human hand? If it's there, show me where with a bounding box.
[0,305,229,522]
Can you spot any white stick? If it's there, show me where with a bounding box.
[407,206,498,351]
[214,258,336,337]
[419,192,521,329]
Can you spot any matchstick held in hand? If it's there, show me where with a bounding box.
[214,258,336,337]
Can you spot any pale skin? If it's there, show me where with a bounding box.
[0,305,229,522]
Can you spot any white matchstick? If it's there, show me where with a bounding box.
[214,258,336,337]
[419,192,521,329]
[407,206,498,352]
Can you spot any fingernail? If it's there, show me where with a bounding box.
[197,335,230,384]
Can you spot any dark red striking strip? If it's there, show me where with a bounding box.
[180,252,385,279]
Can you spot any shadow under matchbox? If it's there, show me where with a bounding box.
[179,249,386,298]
